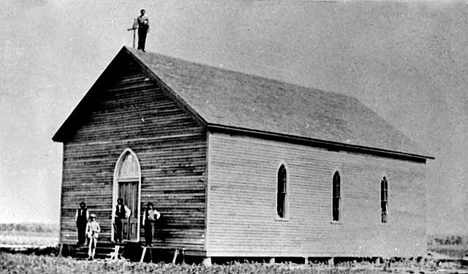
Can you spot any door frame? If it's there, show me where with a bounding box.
[112,148,142,242]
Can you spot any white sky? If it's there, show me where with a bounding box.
[1,0,467,234]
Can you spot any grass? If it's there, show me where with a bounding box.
[0,231,58,247]
[0,223,59,233]
[0,226,467,273]
[0,252,447,274]
[428,234,468,258]
[429,244,468,259]
[0,244,465,273]
[0,223,59,247]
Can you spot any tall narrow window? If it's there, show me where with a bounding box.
[381,176,388,223]
[113,149,141,241]
[277,164,287,219]
[332,171,341,221]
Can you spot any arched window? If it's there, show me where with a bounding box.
[277,164,288,219]
[381,176,388,223]
[118,153,139,180]
[332,171,341,221]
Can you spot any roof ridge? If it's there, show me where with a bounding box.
[125,46,354,101]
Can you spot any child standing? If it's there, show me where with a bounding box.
[86,214,100,260]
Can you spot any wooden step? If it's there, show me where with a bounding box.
[72,242,118,259]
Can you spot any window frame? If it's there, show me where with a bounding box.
[381,176,388,223]
[275,163,289,221]
[331,170,342,223]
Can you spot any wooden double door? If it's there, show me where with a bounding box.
[118,181,139,241]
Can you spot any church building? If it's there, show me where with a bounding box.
[53,46,433,261]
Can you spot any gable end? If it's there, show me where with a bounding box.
[52,47,206,143]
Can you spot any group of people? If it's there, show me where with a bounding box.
[76,199,160,260]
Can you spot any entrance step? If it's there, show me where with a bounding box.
[73,242,118,260]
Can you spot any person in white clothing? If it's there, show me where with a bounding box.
[86,214,100,260]
[142,202,161,246]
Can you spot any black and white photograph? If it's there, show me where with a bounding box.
[1,0,468,272]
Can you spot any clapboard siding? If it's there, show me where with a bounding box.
[59,62,207,250]
[206,132,426,258]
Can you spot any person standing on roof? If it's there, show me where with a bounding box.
[137,9,149,52]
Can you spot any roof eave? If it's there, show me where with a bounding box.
[207,123,434,162]
[52,46,130,143]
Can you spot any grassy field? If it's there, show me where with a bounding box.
[1,252,463,274]
[429,245,468,259]
[0,224,467,273]
[0,223,58,233]
[428,234,468,258]
[0,223,59,247]
[0,231,58,247]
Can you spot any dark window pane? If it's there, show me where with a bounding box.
[278,166,287,193]
[381,177,388,223]
[333,172,340,198]
[332,171,341,221]
[277,194,285,218]
[381,178,388,201]
[381,201,387,211]
[332,198,340,221]
[333,198,340,210]
[381,212,387,223]
[277,165,287,218]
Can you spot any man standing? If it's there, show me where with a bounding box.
[142,202,161,247]
[75,201,89,245]
[137,9,149,52]
[114,198,131,243]
[86,214,100,260]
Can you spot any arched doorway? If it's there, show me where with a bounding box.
[112,149,141,242]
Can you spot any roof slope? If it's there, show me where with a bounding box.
[126,47,430,159]
[53,46,431,159]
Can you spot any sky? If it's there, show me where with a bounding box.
[0,0,467,235]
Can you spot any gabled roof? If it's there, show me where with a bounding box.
[53,46,433,160]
